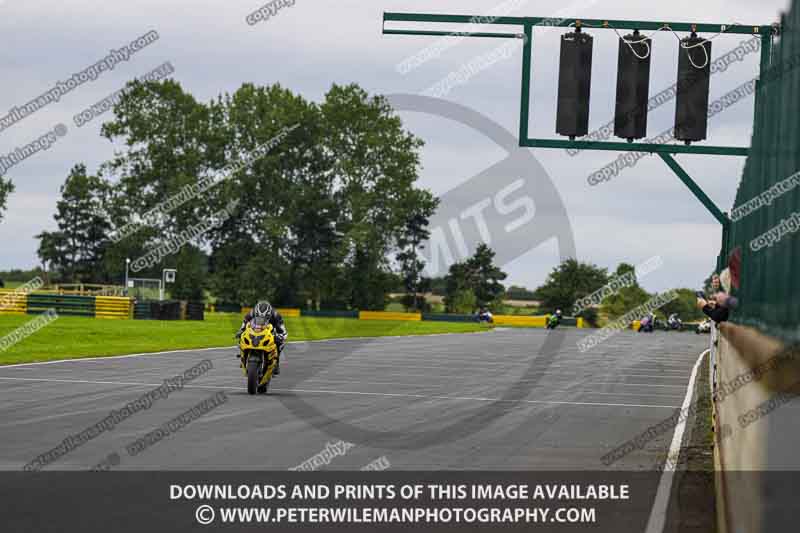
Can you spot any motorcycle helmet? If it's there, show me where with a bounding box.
[253,301,273,319]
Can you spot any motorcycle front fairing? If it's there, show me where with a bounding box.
[238,318,278,385]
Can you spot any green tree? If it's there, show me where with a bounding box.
[283,123,348,309]
[444,244,507,312]
[397,206,438,312]
[506,285,538,301]
[168,246,208,301]
[320,84,434,310]
[36,164,112,283]
[660,288,705,321]
[0,177,13,222]
[0,267,47,282]
[427,276,447,296]
[444,262,473,313]
[449,289,477,314]
[36,232,63,282]
[600,263,652,319]
[468,244,507,308]
[95,79,436,309]
[536,258,609,316]
[206,84,317,306]
[101,78,214,297]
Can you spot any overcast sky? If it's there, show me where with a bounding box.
[0,0,788,292]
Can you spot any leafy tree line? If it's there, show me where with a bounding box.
[436,255,705,323]
[442,244,507,313]
[534,259,705,325]
[505,285,539,301]
[0,267,47,283]
[35,80,437,310]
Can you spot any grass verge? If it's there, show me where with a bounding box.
[0,313,488,365]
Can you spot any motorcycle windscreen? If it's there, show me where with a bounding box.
[251,316,269,331]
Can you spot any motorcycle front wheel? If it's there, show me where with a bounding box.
[247,356,261,395]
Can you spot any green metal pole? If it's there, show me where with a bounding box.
[718,222,731,272]
[522,138,748,156]
[519,23,533,143]
[383,29,521,39]
[658,153,730,226]
[383,12,771,35]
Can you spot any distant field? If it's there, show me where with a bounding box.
[0,313,487,365]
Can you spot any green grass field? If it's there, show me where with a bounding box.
[0,313,487,365]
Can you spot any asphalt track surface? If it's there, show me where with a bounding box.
[0,328,708,471]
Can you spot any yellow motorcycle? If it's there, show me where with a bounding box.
[238,316,279,395]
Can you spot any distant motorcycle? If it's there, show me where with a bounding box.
[666,314,683,331]
[477,310,494,324]
[546,310,563,330]
[638,314,655,333]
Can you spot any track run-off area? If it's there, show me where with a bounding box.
[0,328,707,471]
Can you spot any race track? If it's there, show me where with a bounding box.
[0,328,708,471]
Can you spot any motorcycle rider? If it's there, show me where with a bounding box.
[639,312,655,332]
[547,309,563,329]
[236,301,288,375]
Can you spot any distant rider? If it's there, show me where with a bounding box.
[236,301,288,375]
[547,309,563,329]
[639,312,655,332]
[477,307,494,324]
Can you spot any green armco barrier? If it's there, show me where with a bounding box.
[421,313,476,323]
[26,294,95,317]
[722,12,800,342]
[215,303,243,313]
[560,317,578,327]
[133,301,153,320]
[300,309,359,319]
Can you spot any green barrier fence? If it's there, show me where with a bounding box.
[213,303,243,313]
[133,301,152,320]
[26,294,95,317]
[560,317,579,327]
[722,6,800,342]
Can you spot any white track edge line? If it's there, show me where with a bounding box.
[644,348,708,533]
[0,330,491,368]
